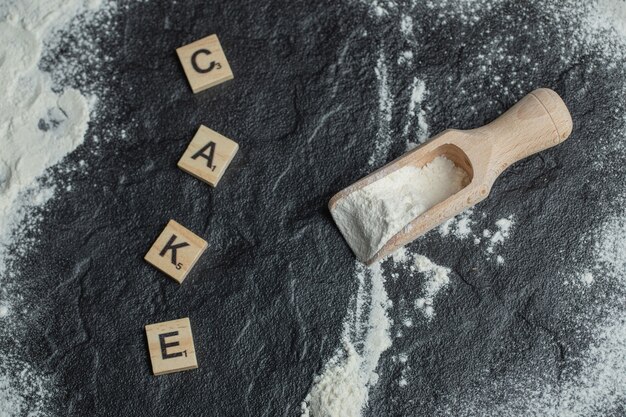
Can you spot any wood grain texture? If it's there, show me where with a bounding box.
[177,125,239,187]
[176,34,234,93]
[144,220,208,283]
[329,88,573,264]
[145,318,198,376]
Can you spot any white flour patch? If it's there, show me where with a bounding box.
[363,0,397,17]
[580,270,594,285]
[439,211,515,262]
[439,209,474,239]
[591,0,626,39]
[397,50,413,65]
[484,217,514,254]
[412,254,451,319]
[592,213,626,275]
[301,261,392,417]
[391,248,410,264]
[331,156,468,262]
[0,0,113,414]
[0,5,90,274]
[404,78,429,150]
[0,358,50,417]
[368,53,393,166]
[300,343,367,417]
[400,14,413,35]
[302,248,453,416]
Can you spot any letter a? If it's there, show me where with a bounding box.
[191,141,216,168]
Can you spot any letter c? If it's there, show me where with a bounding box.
[191,49,217,73]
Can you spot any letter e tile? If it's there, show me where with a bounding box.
[144,220,207,284]
[176,34,234,93]
[177,125,239,187]
[145,317,198,375]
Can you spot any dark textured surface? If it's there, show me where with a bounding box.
[5,0,626,416]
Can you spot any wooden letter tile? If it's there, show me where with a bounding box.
[177,125,239,187]
[176,34,234,93]
[145,317,198,375]
[144,220,207,284]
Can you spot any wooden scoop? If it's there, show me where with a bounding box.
[329,88,573,264]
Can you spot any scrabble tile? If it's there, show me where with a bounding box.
[144,220,207,284]
[177,125,239,187]
[145,317,198,375]
[176,34,234,93]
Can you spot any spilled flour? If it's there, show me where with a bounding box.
[0,0,98,265]
[362,0,626,415]
[311,0,626,413]
[439,208,474,239]
[412,255,451,319]
[404,77,428,149]
[301,261,391,417]
[301,250,452,416]
[0,0,113,414]
[331,156,468,262]
[304,3,457,407]
[301,343,368,417]
[440,210,516,263]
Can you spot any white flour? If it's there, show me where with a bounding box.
[331,156,468,262]
[0,0,109,414]
[301,342,367,417]
[304,4,459,413]
[404,77,429,149]
[439,208,474,238]
[397,50,413,65]
[412,255,451,319]
[439,211,516,262]
[301,261,392,417]
[0,1,100,258]
[593,0,626,39]
[368,53,393,166]
[484,217,514,254]
[301,250,453,416]
[323,0,626,415]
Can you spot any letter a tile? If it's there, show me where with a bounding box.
[145,317,198,375]
[144,220,207,284]
[176,34,234,93]
[177,125,239,187]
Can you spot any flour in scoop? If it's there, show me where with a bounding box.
[331,156,468,261]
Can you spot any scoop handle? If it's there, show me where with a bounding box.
[476,88,573,180]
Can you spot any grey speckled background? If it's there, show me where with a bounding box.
[3,0,626,416]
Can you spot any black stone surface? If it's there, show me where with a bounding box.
[3,0,626,416]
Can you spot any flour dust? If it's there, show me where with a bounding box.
[313,0,626,415]
[440,211,516,264]
[0,0,116,414]
[302,2,458,411]
[331,156,468,262]
[301,249,452,417]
